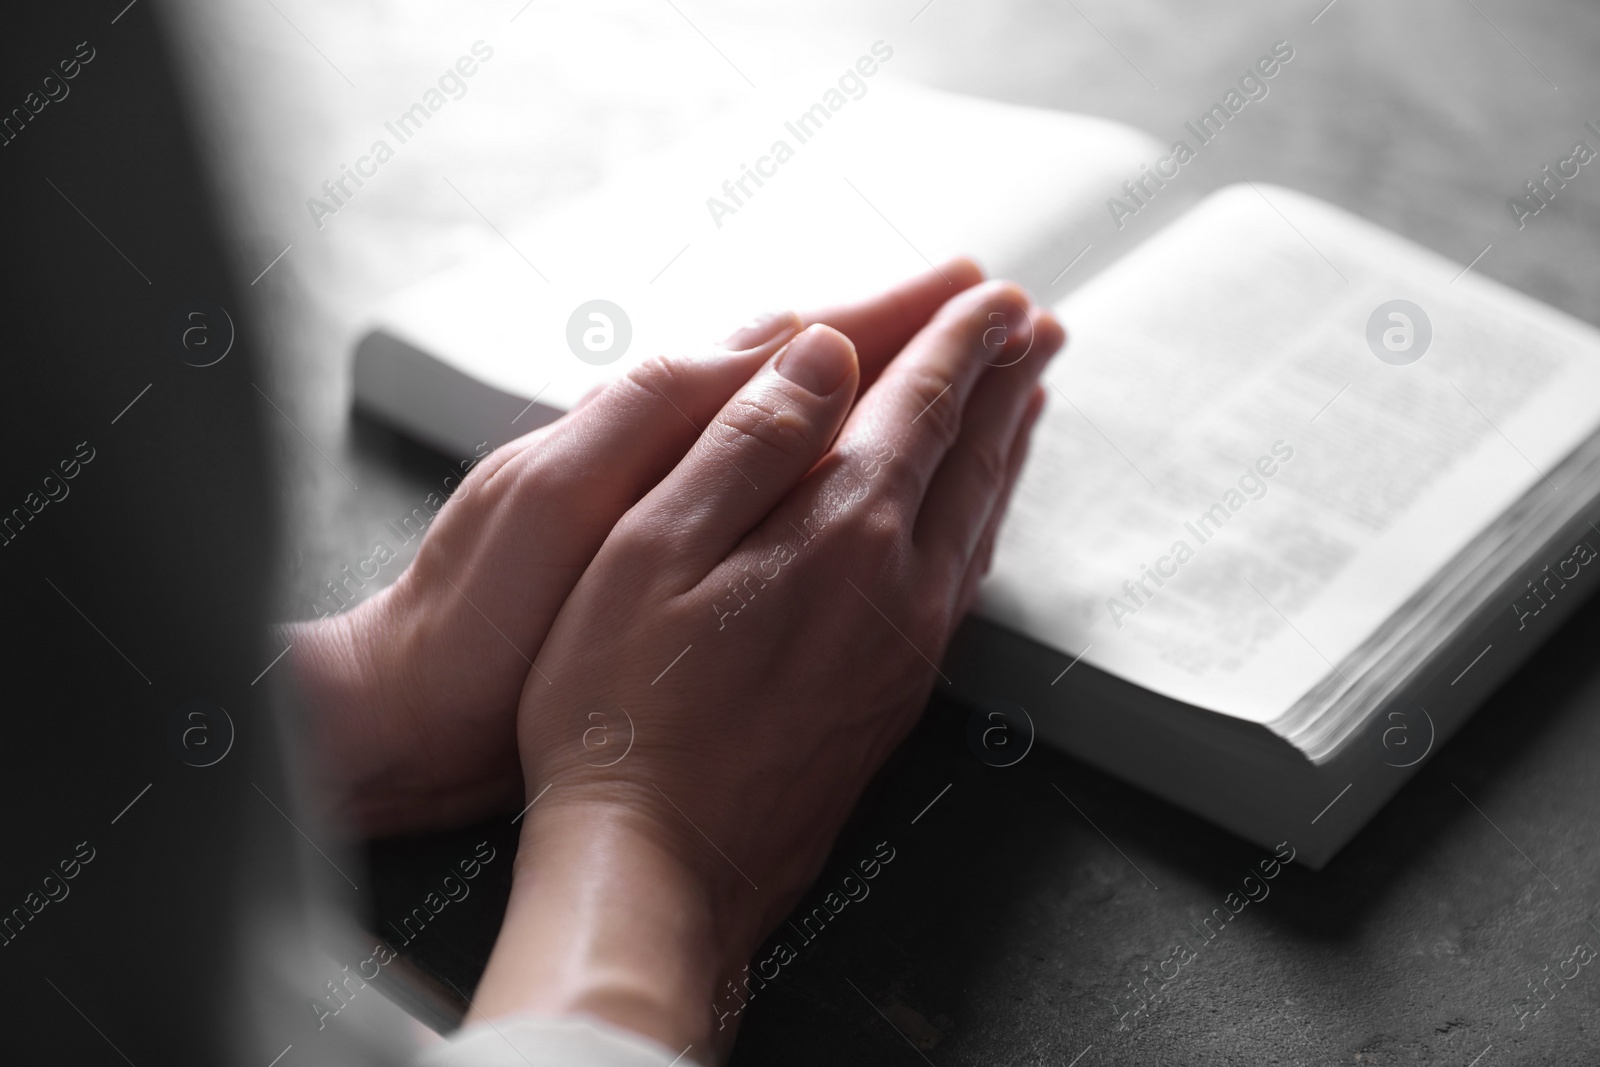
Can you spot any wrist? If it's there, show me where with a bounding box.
[287,585,421,830]
[473,793,730,1060]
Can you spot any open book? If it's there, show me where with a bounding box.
[353,75,1600,868]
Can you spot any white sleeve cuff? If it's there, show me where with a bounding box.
[416,1014,699,1067]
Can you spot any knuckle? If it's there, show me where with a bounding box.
[496,444,583,509]
[852,500,910,568]
[904,370,962,451]
[873,450,923,506]
[624,352,699,403]
[475,430,553,493]
[489,447,553,505]
[605,506,677,571]
[711,390,814,461]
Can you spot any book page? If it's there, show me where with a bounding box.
[980,183,1600,725]
[364,76,1165,420]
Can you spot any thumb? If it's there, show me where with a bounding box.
[629,324,860,576]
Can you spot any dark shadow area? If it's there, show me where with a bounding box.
[727,588,1600,1064]
[348,408,474,488]
[362,816,520,1023]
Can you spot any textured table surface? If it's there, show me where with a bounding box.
[173,0,1600,1062]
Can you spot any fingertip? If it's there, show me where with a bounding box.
[774,323,859,397]
[955,279,1032,344]
[722,310,803,352]
[723,310,806,351]
[1032,308,1067,357]
[938,255,986,290]
[982,279,1031,315]
[1024,383,1048,425]
[814,321,861,361]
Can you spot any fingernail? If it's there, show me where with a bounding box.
[774,325,853,396]
[722,311,798,352]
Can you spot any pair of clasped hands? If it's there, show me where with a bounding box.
[290,259,1065,1060]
